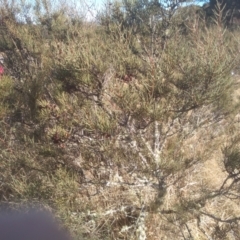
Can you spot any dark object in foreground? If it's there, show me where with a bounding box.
[0,209,72,240]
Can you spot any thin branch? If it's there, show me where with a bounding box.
[200,211,240,224]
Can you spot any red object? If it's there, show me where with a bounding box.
[0,65,4,75]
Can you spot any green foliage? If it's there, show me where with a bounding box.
[0,0,240,239]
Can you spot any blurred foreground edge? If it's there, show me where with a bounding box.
[0,208,72,240]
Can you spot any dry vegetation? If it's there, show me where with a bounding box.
[0,0,240,239]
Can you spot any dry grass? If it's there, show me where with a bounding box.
[0,1,240,239]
